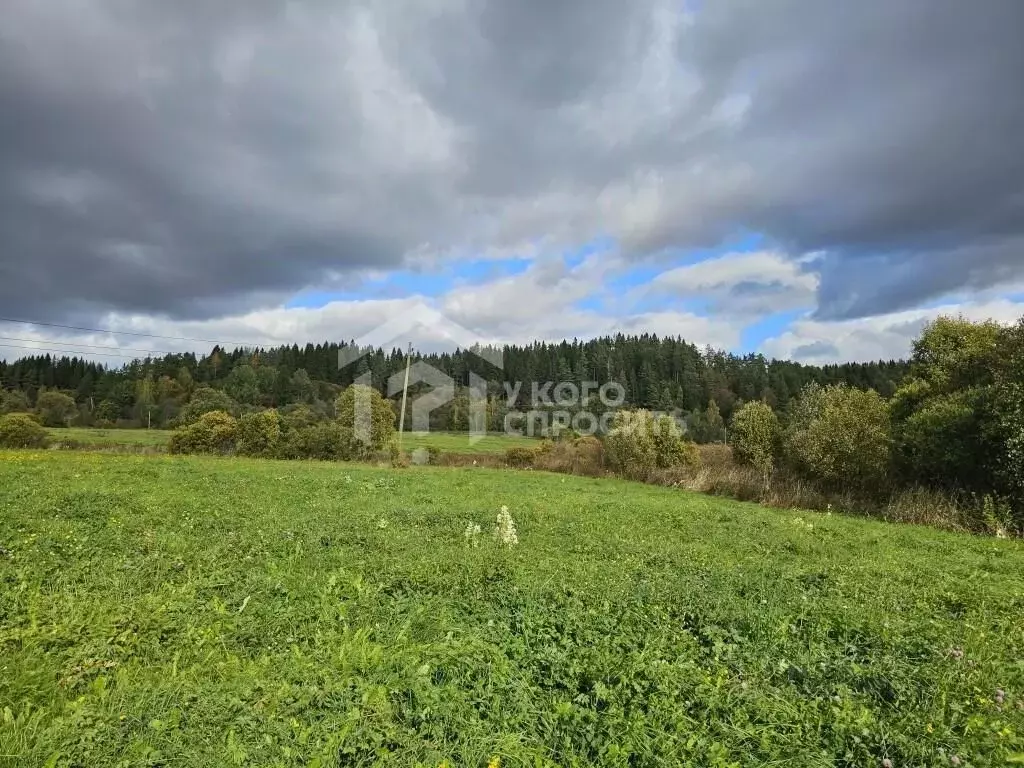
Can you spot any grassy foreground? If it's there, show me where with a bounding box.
[0,452,1022,767]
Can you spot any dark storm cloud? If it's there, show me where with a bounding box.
[0,0,426,321]
[0,0,1021,324]
[685,0,1024,317]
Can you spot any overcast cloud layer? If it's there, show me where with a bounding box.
[1,0,1022,362]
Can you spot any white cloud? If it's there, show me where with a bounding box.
[0,260,742,363]
[638,249,818,317]
[761,298,1024,363]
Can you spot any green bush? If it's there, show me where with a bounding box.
[335,385,396,458]
[176,387,239,426]
[505,446,536,468]
[277,422,349,461]
[93,399,121,423]
[783,384,891,491]
[651,413,699,469]
[893,388,994,490]
[279,403,320,432]
[730,401,780,482]
[36,391,77,427]
[169,410,238,455]
[236,410,282,457]
[605,410,697,481]
[0,390,31,415]
[0,413,51,448]
[605,411,657,480]
[992,319,1024,524]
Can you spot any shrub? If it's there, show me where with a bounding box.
[651,413,699,469]
[279,403,320,432]
[571,435,605,473]
[990,320,1024,522]
[36,391,77,427]
[390,443,409,468]
[698,443,736,471]
[534,439,554,455]
[93,399,121,423]
[689,399,727,444]
[177,387,239,426]
[277,422,349,461]
[0,390,31,415]
[730,401,780,484]
[606,410,697,481]
[0,413,51,448]
[533,435,606,476]
[605,410,657,480]
[505,446,535,468]
[169,410,238,455]
[335,385,396,458]
[782,384,891,492]
[893,388,994,491]
[236,410,282,457]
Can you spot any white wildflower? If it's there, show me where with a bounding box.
[377,518,388,529]
[494,505,519,547]
[464,522,482,545]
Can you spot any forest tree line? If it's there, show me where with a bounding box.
[0,334,909,438]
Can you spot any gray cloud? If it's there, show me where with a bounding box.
[0,0,1021,326]
[792,341,839,360]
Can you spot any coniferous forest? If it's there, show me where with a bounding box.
[0,334,909,436]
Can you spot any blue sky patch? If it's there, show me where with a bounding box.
[739,309,809,354]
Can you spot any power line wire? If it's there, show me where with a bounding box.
[0,342,161,360]
[0,335,181,357]
[0,315,263,347]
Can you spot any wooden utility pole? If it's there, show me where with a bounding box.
[397,342,413,451]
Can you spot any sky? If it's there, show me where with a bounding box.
[1,0,1022,366]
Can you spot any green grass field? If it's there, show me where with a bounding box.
[48,427,173,448]
[46,428,534,455]
[397,431,537,455]
[1,452,1022,767]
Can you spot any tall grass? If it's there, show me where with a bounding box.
[450,439,1006,536]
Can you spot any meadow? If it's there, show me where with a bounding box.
[396,431,537,456]
[45,428,535,456]
[0,451,1022,767]
[48,428,173,449]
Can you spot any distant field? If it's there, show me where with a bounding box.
[1,451,1021,766]
[49,427,172,448]
[46,427,534,455]
[398,430,538,454]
